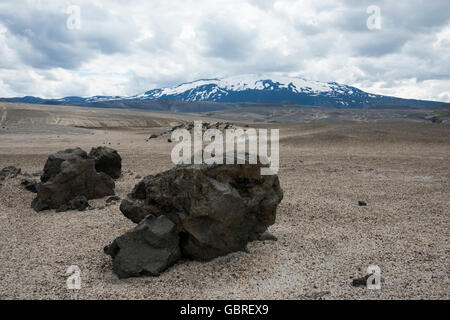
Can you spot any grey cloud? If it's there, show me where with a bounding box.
[0,2,138,69]
[0,0,448,101]
[200,17,256,61]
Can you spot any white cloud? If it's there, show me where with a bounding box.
[0,0,448,102]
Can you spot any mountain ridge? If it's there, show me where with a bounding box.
[0,75,444,111]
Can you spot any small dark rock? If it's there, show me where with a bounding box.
[56,196,89,212]
[106,196,121,203]
[358,201,367,206]
[167,138,172,143]
[21,179,39,193]
[135,175,142,179]
[0,166,21,179]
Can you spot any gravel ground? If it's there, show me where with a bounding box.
[0,116,449,299]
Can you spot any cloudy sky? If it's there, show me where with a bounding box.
[0,0,449,101]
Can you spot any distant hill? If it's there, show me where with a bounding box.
[1,75,445,112]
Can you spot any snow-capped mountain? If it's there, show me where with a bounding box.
[1,75,443,110]
[127,75,376,107]
[120,75,441,108]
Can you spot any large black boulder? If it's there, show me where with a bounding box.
[41,148,88,183]
[32,148,115,212]
[117,154,283,262]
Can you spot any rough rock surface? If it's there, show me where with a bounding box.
[89,147,122,179]
[21,179,39,193]
[0,166,21,180]
[41,148,88,183]
[104,215,180,279]
[119,156,283,261]
[32,148,115,212]
[55,195,90,212]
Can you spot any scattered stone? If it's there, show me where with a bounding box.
[32,148,115,212]
[21,179,39,193]
[167,138,172,143]
[89,147,122,179]
[55,196,90,212]
[106,196,121,203]
[119,153,283,262]
[358,201,367,206]
[104,215,181,278]
[135,175,142,179]
[148,134,158,140]
[257,231,278,242]
[0,166,21,180]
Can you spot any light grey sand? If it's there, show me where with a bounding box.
[0,103,449,299]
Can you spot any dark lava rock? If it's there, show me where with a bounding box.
[167,138,172,143]
[41,148,88,183]
[106,195,121,203]
[56,196,90,212]
[358,201,367,206]
[21,179,39,193]
[104,215,180,279]
[148,134,158,139]
[119,154,283,261]
[89,147,122,179]
[0,166,21,179]
[32,148,115,212]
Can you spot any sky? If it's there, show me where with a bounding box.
[0,0,449,102]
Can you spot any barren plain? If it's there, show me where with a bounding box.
[0,102,448,299]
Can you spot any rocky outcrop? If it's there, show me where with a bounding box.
[89,147,122,179]
[32,148,115,212]
[107,154,283,277]
[104,215,181,279]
